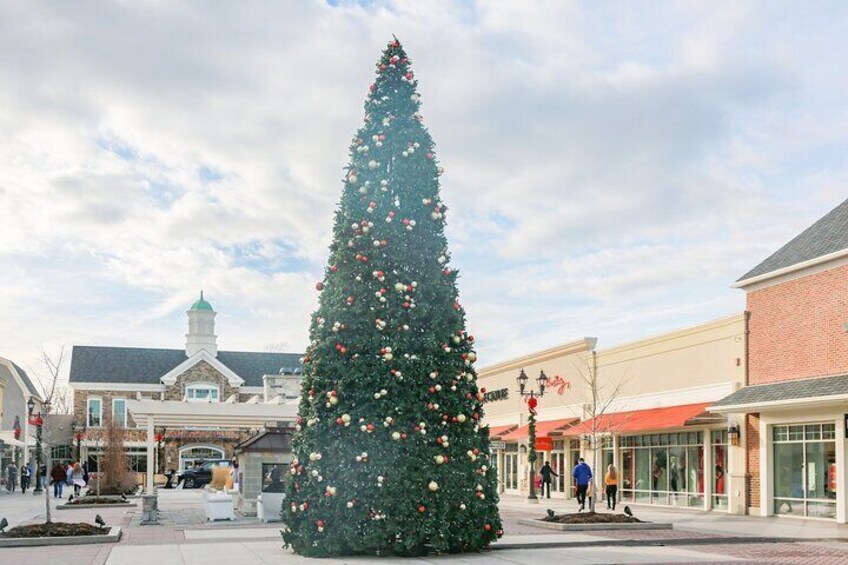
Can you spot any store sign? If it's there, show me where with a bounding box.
[490,440,506,450]
[534,437,553,451]
[545,374,571,395]
[483,388,509,403]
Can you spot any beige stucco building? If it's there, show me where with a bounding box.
[480,314,747,514]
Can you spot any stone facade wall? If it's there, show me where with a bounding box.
[164,360,239,401]
[237,451,291,517]
[747,263,848,385]
[72,360,249,471]
[72,389,147,432]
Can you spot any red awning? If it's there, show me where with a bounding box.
[501,417,580,442]
[561,402,713,436]
[486,424,517,438]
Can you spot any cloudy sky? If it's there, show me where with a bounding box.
[2,1,847,385]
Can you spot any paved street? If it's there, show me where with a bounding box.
[1,490,847,564]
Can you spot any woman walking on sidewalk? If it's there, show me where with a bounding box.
[605,464,619,511]
[72,462,85,496]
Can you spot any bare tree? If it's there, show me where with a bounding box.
[28,344,68,524]
[100,419,131,496]
[572,352,630,512]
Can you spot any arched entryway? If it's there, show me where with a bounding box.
[179,445,225,471]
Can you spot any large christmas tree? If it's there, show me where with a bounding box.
[282,39,502,557]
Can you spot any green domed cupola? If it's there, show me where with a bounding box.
[190,290,214,312]
[186,290,217,357]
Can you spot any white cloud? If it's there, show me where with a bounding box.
[1,0,846,374]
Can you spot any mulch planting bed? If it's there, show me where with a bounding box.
[543,512,643,524]
[1,522,104,538]
[68,496,127,505]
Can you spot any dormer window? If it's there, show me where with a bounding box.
[185,383,220,403]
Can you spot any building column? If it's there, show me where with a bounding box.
[146,418,155,494]
[759,417,771,517]
[836,415,847,524]
[728,416,747,515]
[703,429,712,511]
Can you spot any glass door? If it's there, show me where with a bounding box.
[550,451,566,494]
[503,452,519,493]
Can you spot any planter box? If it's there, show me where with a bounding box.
[517,518,673,531]
[0,526,121,548]
[204,491,234,521]
[57,502,135,510]
[256,493,285,523]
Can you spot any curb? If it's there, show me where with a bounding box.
[0,526,122,547]
[517,518,673,531]
[491,535,828,551]
[56,502,136,510]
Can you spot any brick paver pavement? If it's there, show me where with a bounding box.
[678,541,848,564]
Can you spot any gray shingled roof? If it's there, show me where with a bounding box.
[11,362,43,398]
[711,373,848,408]
[69,345,302,387]
[738,198,848,282]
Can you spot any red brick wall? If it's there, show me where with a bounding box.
[745,413,760,510]
[747,263,848,385]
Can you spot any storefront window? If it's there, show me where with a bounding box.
[712,429,728,510]
[772,423,836,519]
[620,431,704,507]
[503,444,519,492]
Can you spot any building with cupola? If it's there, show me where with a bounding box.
[68,292,302,474]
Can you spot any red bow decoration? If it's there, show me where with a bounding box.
[527,397,538,414]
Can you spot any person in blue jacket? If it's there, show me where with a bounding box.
[572,457,593,511]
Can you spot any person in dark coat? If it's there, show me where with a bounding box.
[5,462,18,493]
[51,462,67,498]
[20,461,31,493]
[539,461,558,498]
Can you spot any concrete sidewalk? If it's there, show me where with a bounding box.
[498,494,848,541]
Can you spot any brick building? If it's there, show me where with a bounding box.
[712,198,848,522]
[68,292,302,475]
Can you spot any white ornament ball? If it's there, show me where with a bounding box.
[428,481,439,492]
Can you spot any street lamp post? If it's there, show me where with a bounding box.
[27,397,45,493]
[516,368,548,502]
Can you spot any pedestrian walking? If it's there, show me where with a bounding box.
[82,461,90,485]
[72,462,85,496]
[605,464,619,510]
[51,462,66,498]
[5,461,18,493]
[572,457,592,511]
[39,463,48,489]
[20,461,31,493]
[539,461,558,499]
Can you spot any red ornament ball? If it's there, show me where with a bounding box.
[315,282,324,291]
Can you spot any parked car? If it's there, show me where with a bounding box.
[178,459,232,489]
